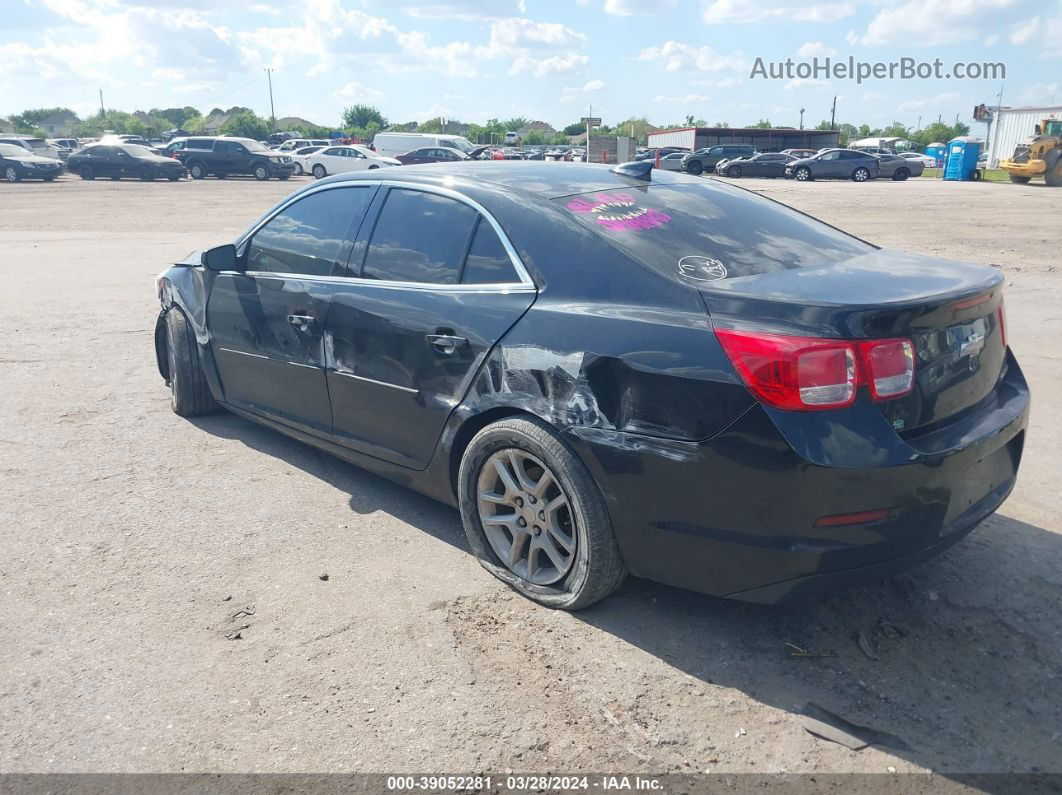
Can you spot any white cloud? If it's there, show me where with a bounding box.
[653,93,710,103]
[390,0,524,20]
[509,53,590,77]
[898,91,960,111]
[560,80,607,102]
[603,0,677,15]
[797,41,837,57]
[852,0,1030,47]
[335,81,386,100]
[1009,15,1039,44]
[703,0,854,24]
[637,41,745,72]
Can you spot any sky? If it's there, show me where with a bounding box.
[3,0,1060,133]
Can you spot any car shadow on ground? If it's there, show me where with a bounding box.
[191,410,1061,781]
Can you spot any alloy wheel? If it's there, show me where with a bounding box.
[4,166,18,182]
[854,168,868,182]
[476,449,577,586]
[795,168,809,181]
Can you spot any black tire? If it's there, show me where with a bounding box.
[852,167,870,182]
[188,162,206,180]
[686,160,703,175]
[139,166,154,182]
[892,167,910,181]
[215,172,226,179]
[4,166,20,183]
[312,164,326,179]
[43,176,55,182]
[730,165,742,178]
[794,166,812,181]
[278,174,290,180]
[1008,174,1031,184]
[1044,161,1062,187]
[164,308,219,417]
[167,175,180,181]
[79,166,95,180]
[293,163,303,176]
[109,176,121,180]
[253,164,270,181]
[458,416,627,610]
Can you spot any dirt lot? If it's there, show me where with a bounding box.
[1,173,1059,782]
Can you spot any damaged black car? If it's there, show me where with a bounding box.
[154,162,1028,609]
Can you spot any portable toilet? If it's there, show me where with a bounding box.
[925,142,946,167]
[943,136,981,181]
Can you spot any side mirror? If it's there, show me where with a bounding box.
[201,244,238,272]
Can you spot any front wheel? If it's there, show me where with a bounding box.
[1045,161,1062,187]
[312,164,326,179]
[293,163,303,175]
[139,166,154,182]
[458,417,627,610]
[253,164,270,181]
[79,166,95,180]
[794,166,811,181]
[43,176,55,182]
[852,167,870,182]
[164,308,219,418]
[686,160,703,175]
[892,168,910,181]
[4,166,21,182]
[167,175,180,181]
[188,162,206,180]
[729,166,742,178]
[1008,174,1031,184]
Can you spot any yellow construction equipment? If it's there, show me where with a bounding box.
[1000,116,1062,186]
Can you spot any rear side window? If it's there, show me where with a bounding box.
[462,220,519,284]
[187,138,213,150]
[248,187,373,276]
[557,183,873,281]
[361,189,478,284]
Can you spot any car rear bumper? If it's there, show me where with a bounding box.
[564,354,1029,603]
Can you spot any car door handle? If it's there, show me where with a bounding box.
[426,334,468,354]
[287,314,316,332]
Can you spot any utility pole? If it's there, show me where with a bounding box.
[916,115,922,132]
[829,96,836,129]
[99,89,105,118]
[799,107,805,130]
[587,103,592,152]
[265,68,277,133]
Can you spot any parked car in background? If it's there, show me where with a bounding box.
[371,132,479,159]
[656,152,688,171]
[0,143,64,182]
[48,138,80,160]
[785,149,880,181]
[67,144,187,181]
[853,146,897,155]
[0,136,61,161]
[98,134,149,147]
[682,144,757,175]
[276,138,331,153]
[900,152,937,168]
[162,129,192,141]
[717,152,797,178]
[780,148,817,159]
[155,162,1026,609]
[874,153,925,181]
[634,146,689,161]
[175,137,295,180]
[395,146,472,165]
[290,145,326,175]
[305,145,400,178]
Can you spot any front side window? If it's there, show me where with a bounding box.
[247,187,373,276]
[361,189,478,284]
[819,151,840,161]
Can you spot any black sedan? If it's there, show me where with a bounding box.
[716,152,796,178]
[68,144,187,181]
[785,148,880,181]
[0,143,63,182]
[154,162,1027,609]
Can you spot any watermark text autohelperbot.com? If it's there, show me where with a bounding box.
[750,56,1005,83]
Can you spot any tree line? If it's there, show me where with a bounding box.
[6,105,972,151]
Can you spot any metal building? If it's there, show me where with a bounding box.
[647,126,839,152]
[985,105,1062,167]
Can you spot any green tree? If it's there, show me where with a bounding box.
[713,121,729,128]
[562,122,585,136]
[220,110,271,140]
[148,106,200,128]
[419,117,446,133]
[500,117,530,132]
[342,104,387,130]
[751,119,772,129]
[11,107,78,133]
[524,130,546,145]
[837,123,858,146]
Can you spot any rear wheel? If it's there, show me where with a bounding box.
[1045,161,1062,187]
[852,167,870,182]
[686,160,703,175]
[1008,174,1031,184]
[312,164,326,179]
[164,308,219,417]
[293,163,303,175]
[79,166,95,180]
[458,417,627,610]
[188,162,206,180]
[167,175,180,181]
[253,164,270,181]
[43,176,55,182]
[892,167,910,181]
[794,166,811,181]
[4,166,20,183]
[139,166,154,182]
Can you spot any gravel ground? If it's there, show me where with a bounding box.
[0,173,1059,782]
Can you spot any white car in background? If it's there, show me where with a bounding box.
[900,152,937,168]
[290,145,326,176]
[276,138,331,153]
[304,145,400,178]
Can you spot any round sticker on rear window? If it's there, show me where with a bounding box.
[566,192,671,232]
[678,255,727,281]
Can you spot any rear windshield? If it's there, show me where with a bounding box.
[555,182,873,281]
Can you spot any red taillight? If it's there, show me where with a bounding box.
[716,330,915,411]
[998,300,1007,349]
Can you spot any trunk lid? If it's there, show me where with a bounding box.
[701,250,1006,432]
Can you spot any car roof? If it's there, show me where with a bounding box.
[312,161,702,200]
